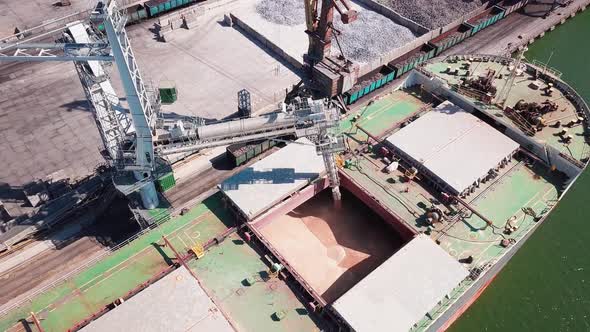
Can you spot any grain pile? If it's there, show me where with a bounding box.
[255,0,416,63]
[376,0,485,29]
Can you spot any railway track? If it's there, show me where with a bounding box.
[0,238,34,260]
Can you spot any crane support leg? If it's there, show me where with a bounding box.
[99,1,159,209]
[136,176,159,210]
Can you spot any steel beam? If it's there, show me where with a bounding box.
[0,43,112,62]
[157,128,297,156]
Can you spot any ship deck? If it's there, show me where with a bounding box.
[343,153,560,261]
[425,58,590,162]
[338,87,566,330]
[340,88,437,149]
[0,193,319,332]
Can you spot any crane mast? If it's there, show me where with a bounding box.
[496,47,528,107]
[92,1,160,208]
[304,0,357,65]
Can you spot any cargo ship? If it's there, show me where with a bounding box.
[1,52,587,332]
[1,0,589,330]
[211,54,590,331]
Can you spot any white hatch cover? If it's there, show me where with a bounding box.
[333,235,469,332]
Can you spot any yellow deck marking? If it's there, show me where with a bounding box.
[191,243,205,259]
[35,209,219,314]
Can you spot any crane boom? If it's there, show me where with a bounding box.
[156,98,345,202]
[496,47,527,107]
[0,43,112,61]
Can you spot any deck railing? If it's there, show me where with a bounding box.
[0,207,173,319]
[411,196,557,331]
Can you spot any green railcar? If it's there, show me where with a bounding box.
[469,5,506,35]
[227,139,277,167]
[369,81,377,93]
[145,0,167,16]
[126,4,148,25]
[358,87,365,99]
[145,0,194,17]
[349,90,359,104]
[386,69,396,82]
[342,93,350,105]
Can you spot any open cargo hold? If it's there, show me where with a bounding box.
[226,139,277,167]
[254,188,406,304]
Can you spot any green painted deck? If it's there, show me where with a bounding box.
[0,194,231,332]
[0,192,321,332]
[188,234,320,332]
[340,89,430,149]
[411,162,560,330]
[425,59,590,161]
[437,161,559,264]
[342,144,562,331]
[343,153,560,263]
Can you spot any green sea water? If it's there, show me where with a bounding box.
[451,9,590,332]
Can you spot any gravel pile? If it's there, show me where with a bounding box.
[376,0,485,29]
[255,0,416,63]
[331,8,415,63]
[255,0,305,26]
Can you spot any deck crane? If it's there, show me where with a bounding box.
[0,0,345,209]
[496,47,528,107]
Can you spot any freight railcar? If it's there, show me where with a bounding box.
[343,4,509,106]
[123,0,198,25]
